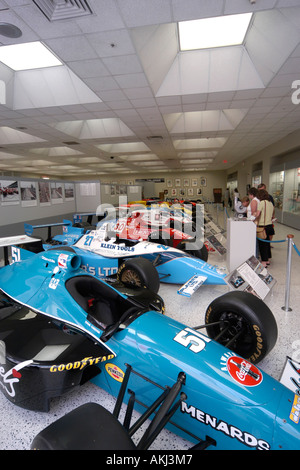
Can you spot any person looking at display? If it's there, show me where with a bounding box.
[234,196,249,217]
[255,189,275,267]
[257,183,276,241]
[247,187,259,220]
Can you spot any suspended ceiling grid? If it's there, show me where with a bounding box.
[0,0,300,178]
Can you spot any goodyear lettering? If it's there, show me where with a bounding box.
[248,325,264,363]
[181,402,270,450]
[50,355,114,373]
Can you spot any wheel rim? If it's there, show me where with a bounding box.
[212,311,256,357]
[120,269,142,287]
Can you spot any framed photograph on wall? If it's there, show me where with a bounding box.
[200,177,207,187]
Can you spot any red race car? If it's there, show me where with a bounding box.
[105,205,208,261]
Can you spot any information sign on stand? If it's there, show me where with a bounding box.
[206,233,227,256]
[205,212,227,256]
[225,256,276,300]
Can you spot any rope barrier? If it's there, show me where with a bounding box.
[293,241,300,257]
[254,234,299,311]
[256,237,286,243]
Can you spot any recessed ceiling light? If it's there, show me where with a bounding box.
[0,41,62,71]
[0,23,22,38]
[179,13,252,51]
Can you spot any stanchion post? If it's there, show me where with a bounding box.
[282,234,294,312]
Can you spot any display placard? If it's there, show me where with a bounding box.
[225,256,276,300]
[206,233,227,256]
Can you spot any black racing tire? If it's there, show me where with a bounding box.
[176,241,208,262]
[205,291,278,364]
[20,239,44,253]
[147,230,172,247]
[117,257,160,293]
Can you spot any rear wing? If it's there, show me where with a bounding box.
[24,220,72,240]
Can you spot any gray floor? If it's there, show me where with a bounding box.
[0,218,300,450]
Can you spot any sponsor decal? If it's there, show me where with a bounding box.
[181,402,270,450]
[81,264,118,277]
[58,253,68,268]
[50,355,115,373]
[290,394,300,424]
[0,359,33,397]
[49,277,59,289]
[220,352,263,387]
[100,242,135,252]
[105,363,125,382]
[41,256,55,263]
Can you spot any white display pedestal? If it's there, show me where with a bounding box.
[226,218,256,272]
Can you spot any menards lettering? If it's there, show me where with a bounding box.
[181,402,270,450]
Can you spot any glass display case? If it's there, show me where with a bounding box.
[283,168,300,215]
[270,170,284,210]
[270,166,300,230]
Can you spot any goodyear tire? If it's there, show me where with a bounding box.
[148,230,172,247]
[117,257,160,293]
[176,241,208,262]
[20,239,44,253]
[205,291,277,364]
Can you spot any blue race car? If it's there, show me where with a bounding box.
[0,248,297,450]
[21,219,226,297]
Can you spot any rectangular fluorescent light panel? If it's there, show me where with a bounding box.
[179,13,252,51]
[0,41,62,71]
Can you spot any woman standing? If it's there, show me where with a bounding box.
[247,187,259,219]
[255,189,275,267]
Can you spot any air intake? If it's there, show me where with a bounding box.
[33,0,93,21]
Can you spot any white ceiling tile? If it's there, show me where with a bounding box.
[75,0,126,31]
[224,0,277,14]
[124,87,154,100]
[67,59,110,78]
[171,0,224,22]
[102,55,143,75]
[86,30,136,58]
[116,0,173,27]
[46,36,98,62]
[114,73,149,88]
